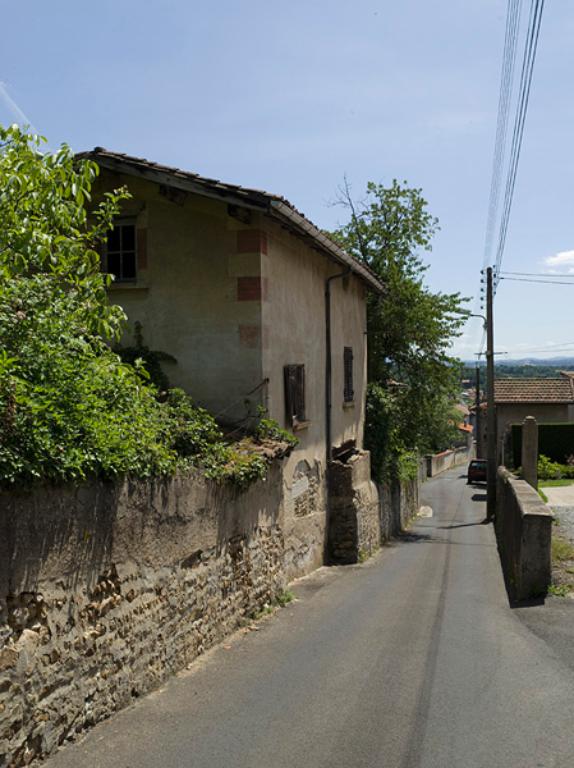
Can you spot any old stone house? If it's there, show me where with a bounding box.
[84,148,384,574]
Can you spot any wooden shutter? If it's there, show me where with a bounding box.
[284,364,306,424]
[344,347,354,402]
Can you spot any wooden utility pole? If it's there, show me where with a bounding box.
[486,267,496,521]
[475,365,481,458]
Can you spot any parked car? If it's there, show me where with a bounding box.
[467,459,487,484]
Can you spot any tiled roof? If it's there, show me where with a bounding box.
[78,148,384,294]
[494,378,574,404]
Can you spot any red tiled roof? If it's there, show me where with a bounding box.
[494,378,574,404]
[78,148,384,294]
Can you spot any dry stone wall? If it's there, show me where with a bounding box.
[327,451,380,564]
[0,462,326,767]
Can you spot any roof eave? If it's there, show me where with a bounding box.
[81,150,384,295]
[81,152,271,213]
[268,200,384,294]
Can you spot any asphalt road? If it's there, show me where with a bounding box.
[44,468,574,768]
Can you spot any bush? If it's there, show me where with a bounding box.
[537,455,566,481]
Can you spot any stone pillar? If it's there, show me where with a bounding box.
[522,416,538,490]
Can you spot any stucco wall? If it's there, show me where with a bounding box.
[95,171,264,423]
[96,170,368,458]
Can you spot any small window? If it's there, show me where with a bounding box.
[344,347,354,403]
[284,364,306,425]
[104,221,137,282]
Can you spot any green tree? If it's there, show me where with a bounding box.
[331,179,468,480]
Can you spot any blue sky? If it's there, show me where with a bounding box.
[2,0,572,360]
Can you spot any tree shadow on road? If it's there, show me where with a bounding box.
[394,530,434,544]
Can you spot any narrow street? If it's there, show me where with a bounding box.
[45,468,574,768]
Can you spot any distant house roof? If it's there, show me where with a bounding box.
[494,378,574,404]
[79,148,384,294]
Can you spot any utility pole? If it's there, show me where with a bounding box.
[486,267,496,521]
[475,365,481,458]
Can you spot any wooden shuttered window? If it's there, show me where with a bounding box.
[343,347,354,403]
[284,364,306,425]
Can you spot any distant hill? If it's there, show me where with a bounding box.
[497,357,574,368]
[460,358,574,387]
[462,357,574,370]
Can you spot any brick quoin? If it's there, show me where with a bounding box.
[236,229,268,255]
[237,276,262,301]
[238,325,261,348]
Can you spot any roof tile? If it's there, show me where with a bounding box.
[494,378,574,404]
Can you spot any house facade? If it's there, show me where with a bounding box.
[85,149,384,574]
[494,376,574,464]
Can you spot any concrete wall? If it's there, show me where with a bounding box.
[425,446,471,478]
[495,467,553,602]
[0,464,328,767]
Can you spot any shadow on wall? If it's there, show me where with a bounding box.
[0,465,284,599]
[0,481,119,597]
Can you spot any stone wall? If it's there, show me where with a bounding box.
[0,462,325,767]
[328,451,424,563]
[495,467,553,602]
[327,451,380,564]
[378,475,421,541]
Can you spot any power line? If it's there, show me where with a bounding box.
[494,0,546,291]
[482,0,522,274]
[500,276,574,285]
[500,271,574,278]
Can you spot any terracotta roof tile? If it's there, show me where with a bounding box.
[494,378,574,404]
